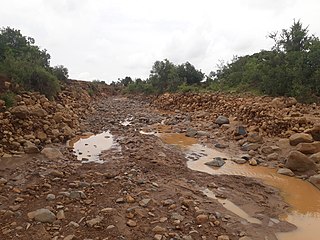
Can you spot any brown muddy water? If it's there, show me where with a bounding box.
[69,131,113,163]
[160,133,320,240]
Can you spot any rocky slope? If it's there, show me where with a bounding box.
[0,80,111,157]
[152,93,319,137]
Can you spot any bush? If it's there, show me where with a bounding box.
[27,68,60,98]
[0,91,16,107]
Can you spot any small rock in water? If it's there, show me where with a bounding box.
[277,168,294,176]
[232,158,247,164]
[205,157,225,167]
[249,159,257,166]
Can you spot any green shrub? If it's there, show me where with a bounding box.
[0,91,16,108]
[27,67,60,98]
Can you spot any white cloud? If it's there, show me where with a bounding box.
[1,0,320,82]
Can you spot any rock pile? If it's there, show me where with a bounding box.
[0,80,111,156]
[152,93,318,137]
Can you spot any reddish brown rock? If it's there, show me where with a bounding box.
[285,151,317,173]
[289,133,313,146]
[296,142,320,154]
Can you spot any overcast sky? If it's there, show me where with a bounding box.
[1,0,320,82]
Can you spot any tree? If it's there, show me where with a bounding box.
[0,27,68,98]
[148,59,181,93]
[270,19,317,52]
[51,65,69,81]
[177,62,204,85]
[119,76,133,87]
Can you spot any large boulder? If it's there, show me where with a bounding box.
[285,151,317,173]
[289,133,313,146]
[296,142,320,154]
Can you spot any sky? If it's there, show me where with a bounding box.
[1,0,320,82]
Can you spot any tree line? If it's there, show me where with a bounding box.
[123,20,320,103]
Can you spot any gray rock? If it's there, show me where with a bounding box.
[234,126,247,136]
[241,143,261,151]
[185,129,197,137]
[231,158,247,164]
[69,191,86,199]
[196,131,210,137]
[215,116,229,125]
[28,208,56,223]
[46,194,56,201]
[205,157,225,167]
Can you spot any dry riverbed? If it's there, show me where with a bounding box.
[1,96,313,240]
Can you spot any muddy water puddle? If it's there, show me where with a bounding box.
[160,132,320,240]
[69,131,114,163]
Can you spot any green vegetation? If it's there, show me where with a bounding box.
[0,91,16,107]
[124,20,320,103]
[0,27,68,98]
[123,60,205,95]
[211,20,320,103]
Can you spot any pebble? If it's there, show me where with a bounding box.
[139,198,151,207]
[86,216,104,227]
[152,225,166,233]
[249,159,257,166]
[46,194,56,201]
[68,221,79,227]
[57,210,65,220]
[217,235,230,240]
[196,214,208,224]
[126,219,137,227]
[63,235,75,240]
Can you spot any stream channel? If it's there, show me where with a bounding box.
[71,129,320,240]
[161,132,320,240]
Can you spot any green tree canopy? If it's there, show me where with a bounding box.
[0,27,68,98]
